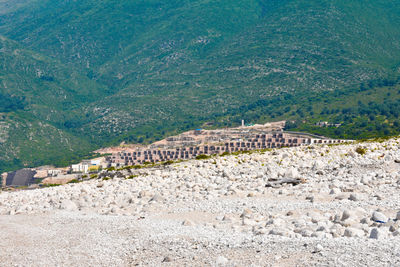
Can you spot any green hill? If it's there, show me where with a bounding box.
[0,35,106,171]
[1,0,400,172]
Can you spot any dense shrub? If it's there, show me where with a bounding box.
[196,154,211,160]
[355,147,367,155]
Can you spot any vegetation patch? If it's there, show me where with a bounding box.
[67,179,80,184]
[355,147,367,155]
[41,184,61,188]
[195,154,211,160]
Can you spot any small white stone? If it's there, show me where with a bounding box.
[349,193,361,201]
[341,210,352,221]
[361,176,371,185]
[372,211,388,223]
[182,219,194,226]
[240,209,253,218]
[242,218,257,226]
[314,244,324,253]
[335,194,348,200]
[272,218,286,227]
[269,228,286,236]
[60,200,78,211]
[311,232,325,238]
[344,227,364,238]
[149,194,164,202]
[285,167,299,179]
[222,214,234,223]
[360,218,371,225]
[312,160,323,170]
[162,256,172,263]
[216,256,229,266]
[329,188,341,195]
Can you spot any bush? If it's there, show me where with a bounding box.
[355,147,367,155]
[41,184,61,188]
[132,165,143,169]
[196,154,211,160]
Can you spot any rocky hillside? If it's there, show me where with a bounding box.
[0,138,400,265]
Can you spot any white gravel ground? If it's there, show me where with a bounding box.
[1,138,400,266]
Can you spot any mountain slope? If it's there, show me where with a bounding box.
[0,36,107,171]
[80,0,400,139]
[1,0,400,172]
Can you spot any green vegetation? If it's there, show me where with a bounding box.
[283,82,400,139]
[355,147,367,155]
[41,184,62,188]
[195,154,212,160]
[0,93,25,112]
[67,179,80,184]
[1,0,400,172]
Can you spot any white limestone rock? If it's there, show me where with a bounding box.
[344,227,365,238]
[59,200,78,211]
[341,210,353,221]
[312,160,323,170]
[149,194,164,203]
[285,167,299,179]
[182,219,194,226]
[329,188,341,195]
[372,211,388,223]
[242,218,257,226]
[314,244,324,253]
[240,209,253,219]
[222,214,235,223]
[269,228,287,236]
[215,256,229,266]
[361,176,371,185]
[349,193,364,201]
